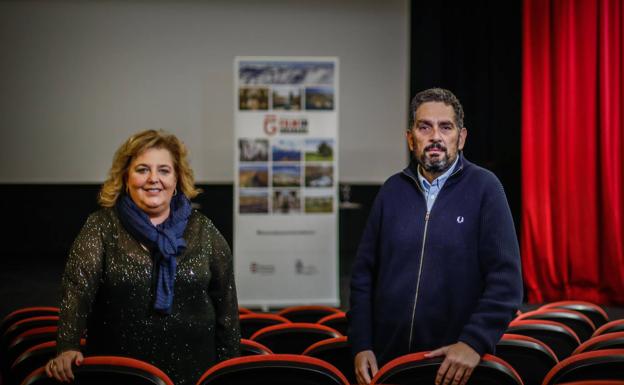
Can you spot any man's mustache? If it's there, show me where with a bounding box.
[424,142,447,152]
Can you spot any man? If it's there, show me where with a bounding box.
[348,88,522,385]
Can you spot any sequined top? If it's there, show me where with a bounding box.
[57,208,240,385]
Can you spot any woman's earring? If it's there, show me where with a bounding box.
[173,188,178,196]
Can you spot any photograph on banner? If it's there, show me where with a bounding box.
[239,190,269,214]
[272,86,302,110]
[273,189,301,214]
[239,87,269,110]
[305,165,333,188]
[239,60,334,85]
[304,189,334,214]
[272,164,301,187]
[239,164,268,188]
[272,138,302,161]
[305,87,334,110]
[304,138,334,161]
[234,57,339,307]
[239,138,269,162]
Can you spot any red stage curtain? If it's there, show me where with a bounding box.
[522,0,624,304]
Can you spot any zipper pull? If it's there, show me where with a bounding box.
[425,211,430,221]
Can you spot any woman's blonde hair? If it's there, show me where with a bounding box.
[98,129,202,207]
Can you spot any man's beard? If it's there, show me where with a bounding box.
[417,142,455,174]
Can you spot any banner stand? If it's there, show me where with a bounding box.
[233,57,339,308]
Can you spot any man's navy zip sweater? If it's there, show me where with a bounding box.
[348,155,523,365]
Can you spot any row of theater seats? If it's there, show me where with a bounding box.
[6,353,624,385]
[239,302,624,385]
[1,302,624,385]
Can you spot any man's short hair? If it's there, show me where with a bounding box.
[409,88,464,129]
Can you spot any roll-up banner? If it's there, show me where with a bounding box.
[233,57,339,308]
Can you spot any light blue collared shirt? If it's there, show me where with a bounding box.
[417,155,460,212]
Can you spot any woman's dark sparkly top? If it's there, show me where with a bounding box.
[57,208,240,385]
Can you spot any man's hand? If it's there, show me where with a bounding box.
[354,350,378,385]
[425,342,480,385]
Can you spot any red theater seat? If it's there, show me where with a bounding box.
[495,333,558,385]
[20,356,174,385]
[515,309,595,342]
[542,349,624,384]
[317,312,348,336]
[277,305,341,323]
[251,323,341,354]
[593,319,624,338]
[507,319,580,360]
[303,336,354,384]
[0,308,59,339]
[0,307,59,380]
[370,352,522,385]
[239,313,290,339]
[573,331,624,354]
[238,306,254,315]
[240,338,273,356]
[2,317,59,351]
[6,327,58,374]
[195,354,349,385]
[540,301,609,328]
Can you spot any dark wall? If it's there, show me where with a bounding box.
[0,184,233,259]
[0,184,379,265]
[410,0,522,230]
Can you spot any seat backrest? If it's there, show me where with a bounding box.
[593,319,624,338]
[238,306,254,315]
[542,349,624,384]
[0,308,59,378]
[2,316,59,352]
[250,323,341,354]
[239,313,290,339]
[196,354,349,385]
[277,306,341,323]
[21,356,175,385]
[515,309,595,342]
[540,301,609,328]
[6,326,58,372]
[507,319,580,360]
[0,308,59,339]
[10,341,56,385]
[317,312,347,336]
[240,338,273,356]
[370,352,522,385]
[573,331,624,354]
[303,336,354,384]
[496,333,558,385]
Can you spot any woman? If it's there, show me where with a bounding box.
[46,129,240,385]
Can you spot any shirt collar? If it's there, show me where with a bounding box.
[417,155,460,192]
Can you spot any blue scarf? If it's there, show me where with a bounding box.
[116,193,191,314]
